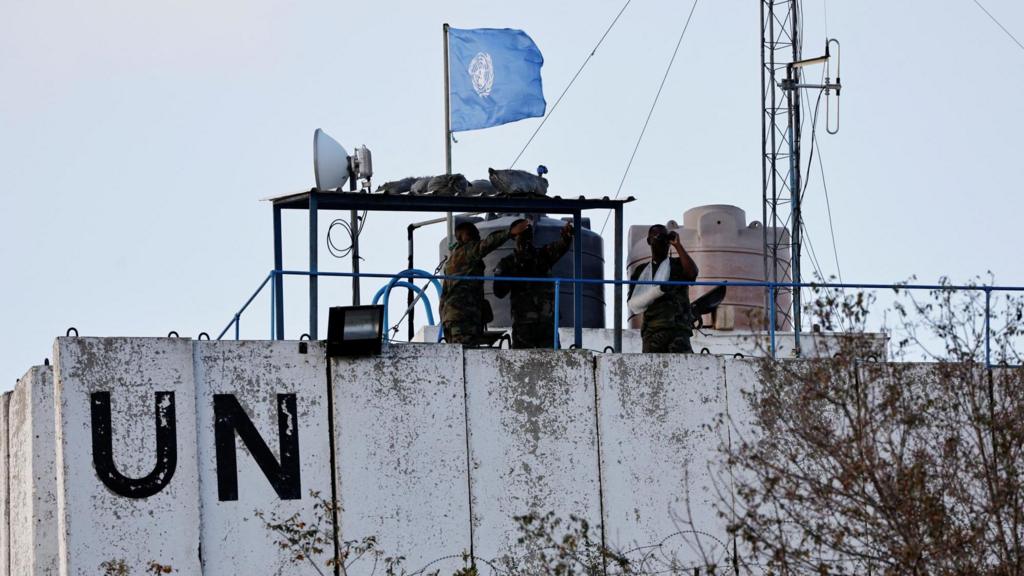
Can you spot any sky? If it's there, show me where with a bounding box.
[2,0,1023,386]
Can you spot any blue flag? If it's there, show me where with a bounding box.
[448,27,546,132]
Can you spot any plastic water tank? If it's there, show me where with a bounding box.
[627,205,791,330]
[439,214,606,328]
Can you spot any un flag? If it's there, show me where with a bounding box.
[448,27,546,132]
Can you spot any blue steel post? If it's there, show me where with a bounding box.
[234,314,240,340]
[309,192,319,340]
[984,288,991,369]
[573,211,583,348]
[270,271,276,339]
[553,279,561,349]
[768,287,777,358]
[273,206,285,340]
[614,205,623,353]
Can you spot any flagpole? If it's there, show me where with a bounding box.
[443,23,454,244]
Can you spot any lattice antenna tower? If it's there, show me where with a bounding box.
[760,0,841,354]
[761,0,802,347]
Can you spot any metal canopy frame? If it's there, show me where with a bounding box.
[267,190,633,351]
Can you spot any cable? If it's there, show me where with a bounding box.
[599,0,700,236]
[971,0,1024,53]
[326,211,368,259]
[815,139,844,285]
[510,0,634,168]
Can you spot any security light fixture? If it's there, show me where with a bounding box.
[326,305,384,357]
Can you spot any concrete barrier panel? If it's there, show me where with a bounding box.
[333,344,470,574]
[597,353,730,567]
[194,340,333,575]
[465,349,601,566]
[54,337,201,575]
[9,365,58,575]
[0,391,9,576]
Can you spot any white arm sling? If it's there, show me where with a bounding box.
[628,260,671,316]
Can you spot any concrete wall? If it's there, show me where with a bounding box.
[0,391,9,576]
[9,365,58,575]
[465,350,601,565]
[333,344,471,575]
[0,337,787,574]
[54,337,202,575]
[193,339,333,575]
[598,354,732,565]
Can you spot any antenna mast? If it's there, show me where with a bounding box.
[761,0,803,351]
[761,2,841,355]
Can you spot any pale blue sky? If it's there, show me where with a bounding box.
[2,0,1023,385]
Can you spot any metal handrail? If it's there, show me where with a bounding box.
[219,269,1024,367]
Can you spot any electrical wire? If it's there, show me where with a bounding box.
[326,211,368,259]
[599,0,700,236]
[971,0,1024,53]
[510,0,634,168]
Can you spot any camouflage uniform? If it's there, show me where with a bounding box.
[493,234,572,349]
[440,229,511,345]
[628,259,696,353]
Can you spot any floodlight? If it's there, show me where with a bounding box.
[326,305,384,357]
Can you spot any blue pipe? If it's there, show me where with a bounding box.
[371,281,435,331]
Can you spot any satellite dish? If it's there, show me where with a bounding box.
[313,128,350,190]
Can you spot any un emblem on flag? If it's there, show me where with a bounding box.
[468,52,494,97]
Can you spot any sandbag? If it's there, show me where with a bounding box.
[426,174,469,196]
[488,168,549,196]
[469,179,498,197]
[410,177,432,195]
[376,177,419,195]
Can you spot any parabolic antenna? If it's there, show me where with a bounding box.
[313,128,350,190]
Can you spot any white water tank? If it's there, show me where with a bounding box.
[627,205,791,330]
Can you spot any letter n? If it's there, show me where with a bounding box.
[213,394,301,501]
[91,391,177,499]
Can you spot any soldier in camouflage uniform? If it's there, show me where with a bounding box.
[493,219,574,349]
[627,224,699,353]
[440,220,530,346]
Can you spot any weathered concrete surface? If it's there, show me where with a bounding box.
[597,354,731,566]
[54,337,201,575]
[194,340,333,575]
[414,325,860,359]
[0,391,9,576]
[9,365,58,575]
[465,349,601,566]
[332,344,470,574]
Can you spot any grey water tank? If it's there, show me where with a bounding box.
[439,214,606,328]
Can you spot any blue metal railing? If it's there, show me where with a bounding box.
[217,269,1024,368]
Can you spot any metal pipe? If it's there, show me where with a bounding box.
[408,224,416,341]
[273,207,284,340]
[216,271,273,340]
[985,288,992,368]
[553,279,561,350]
[443,23,454,246]
[270,271,277,340]
[572,211,583,349]
[234,314,240,340]
[769,287,777,357]
[613,206,623,353]
[349,182,360,306]
[309,192,319,339]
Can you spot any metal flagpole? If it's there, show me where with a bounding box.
[443,23,454,244]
